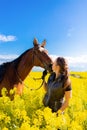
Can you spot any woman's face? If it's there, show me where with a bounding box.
[52,59,60,73]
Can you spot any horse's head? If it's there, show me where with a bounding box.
[32,38,53,72]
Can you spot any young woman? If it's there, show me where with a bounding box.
[43,57,72,114]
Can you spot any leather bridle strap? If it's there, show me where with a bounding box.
[15,47,48,90]
[32,48,48,70]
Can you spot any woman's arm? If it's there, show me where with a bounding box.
[58,90,72,113]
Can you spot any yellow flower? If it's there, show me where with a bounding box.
[19,122,30,130]
[2,127,8,130]
[5,116,11,124]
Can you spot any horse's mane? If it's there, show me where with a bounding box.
[0,62,10,82]
[0,48,31,82]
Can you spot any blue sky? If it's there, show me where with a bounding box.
[0,0,87,71]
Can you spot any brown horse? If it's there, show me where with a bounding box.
[0,38,52,96]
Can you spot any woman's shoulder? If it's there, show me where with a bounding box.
[64,77,72,91]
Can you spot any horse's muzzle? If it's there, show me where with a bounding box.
[48,63,53,73]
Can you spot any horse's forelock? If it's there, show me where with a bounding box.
[39,46,48,55]
[39,46,44,52]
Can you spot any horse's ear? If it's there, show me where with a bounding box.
[33,38,38,46]
[41,39,46,48]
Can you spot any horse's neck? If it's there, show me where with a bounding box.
[17,49,34,80]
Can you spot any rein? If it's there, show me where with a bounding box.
[32,47,48,70]
[15,69,45,90]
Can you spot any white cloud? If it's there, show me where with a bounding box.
[0,34,17,42]
[0,54,18,64]
[0,54,87,71]
[0,54,18,60]
[50,54,58,61]
[50,54,87,64]
[50,54,87,71]
[65,55,87,65]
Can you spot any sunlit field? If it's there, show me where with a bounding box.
[0,71,87,130]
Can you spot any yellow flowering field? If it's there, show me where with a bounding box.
[0,71,87,130]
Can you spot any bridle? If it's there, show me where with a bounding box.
[15,46,51,90]
[15,68,44,90]
[32,46,49,71]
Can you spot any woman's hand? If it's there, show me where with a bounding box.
[56,110,63,116]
